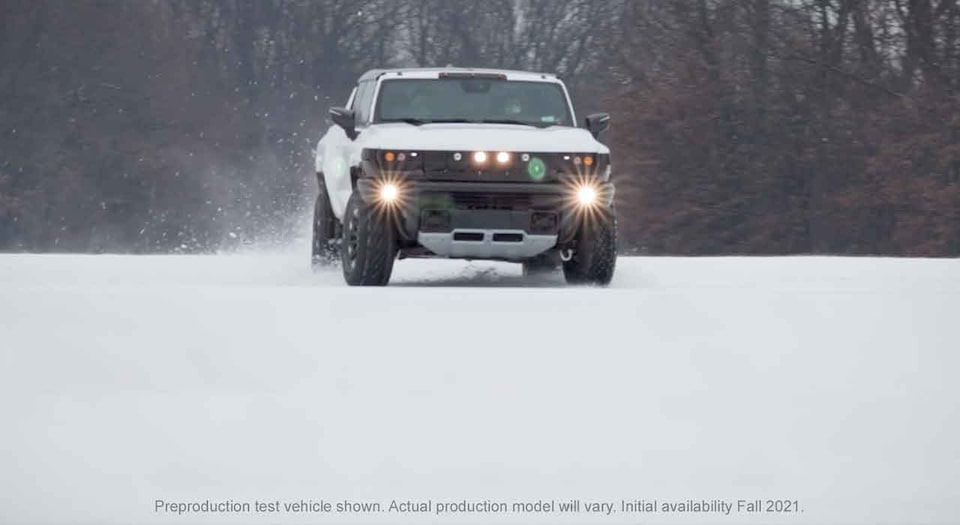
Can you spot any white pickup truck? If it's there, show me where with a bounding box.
[314,67,616,286]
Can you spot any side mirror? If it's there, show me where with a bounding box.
[585,112,611,139]
[329,107,358,140]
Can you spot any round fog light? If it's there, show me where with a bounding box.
[473,151,488,164]
[496,151,510,164]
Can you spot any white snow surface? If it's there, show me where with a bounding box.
[1,252,958,525]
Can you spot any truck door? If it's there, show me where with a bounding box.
[321,81,374,217]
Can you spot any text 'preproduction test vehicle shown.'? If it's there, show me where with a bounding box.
[313,67,617,286]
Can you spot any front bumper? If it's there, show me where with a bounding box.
[356,179,615,260]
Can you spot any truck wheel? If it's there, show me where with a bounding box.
[522,252,559,277]
[311,174,340,270]
[562,208,617,286]
[340,191,397,286]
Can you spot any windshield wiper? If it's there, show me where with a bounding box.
[420,118,478,124]
[475,119,546,128]
[380,118,549,127]
[380,118,480,125]
[381,118,430,126]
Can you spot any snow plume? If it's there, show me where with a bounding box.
[132,118,316,256]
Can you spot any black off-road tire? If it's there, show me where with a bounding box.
[340,191,397,286]
[522,252,559,277]
[562,207,617,286]
[311,175,341,270]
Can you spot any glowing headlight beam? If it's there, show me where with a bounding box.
[379,182,400,203]
[473,151,488,164]
[576,184,598,207]
[495,151,510,164]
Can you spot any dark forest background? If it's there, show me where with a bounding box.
[1,0,958,255]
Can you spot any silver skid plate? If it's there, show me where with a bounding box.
[418,229,556,259]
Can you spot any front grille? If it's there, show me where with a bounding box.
[421,151,452,172]
[451,192,531,210]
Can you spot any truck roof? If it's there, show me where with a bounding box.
[358,67,559,83]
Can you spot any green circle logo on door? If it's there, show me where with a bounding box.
[527,157,546,181]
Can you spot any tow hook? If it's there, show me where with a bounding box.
[559,248,574,262]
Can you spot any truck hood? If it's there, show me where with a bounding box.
[358,123,609,154]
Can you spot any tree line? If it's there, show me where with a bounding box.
[1,0,957,255]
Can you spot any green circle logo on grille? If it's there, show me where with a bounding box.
[527,157,546,181]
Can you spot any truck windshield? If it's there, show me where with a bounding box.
[374,78,572,127]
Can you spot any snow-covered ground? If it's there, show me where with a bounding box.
[1,252,958,524]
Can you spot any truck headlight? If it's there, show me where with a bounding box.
[380,182,400,203]
[576,184,598,207]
